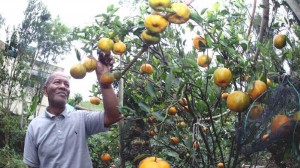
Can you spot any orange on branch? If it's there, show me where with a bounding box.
[97,37,114,53]
[261,133,269,141]
[249,105,264,119]
[165,3,190,24]
[144,14,169,33]
[213,67,232,88]
[149,0,171,11]
[100,72,115,85]
[141,30,161,45]
[70,63,86,79]
[82,57,97,72]
[197,54,211,68]
[217,162,224,168]
[138,156,171,168]
[90,96,101,105]
[273,34,287,49]
[226,91,250,112]
[270,114,291,134]
[221,93,229,100]
[140,64,153,74]
[192,141,200,149]
[178,98,187,107]
[170,136,180,145]
[100,153,111,162]
[247,80,267,101]
[112,41,126,55]
[167,106,177,115]
[193,35,206,50]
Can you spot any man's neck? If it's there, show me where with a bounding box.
[47,106,65,116]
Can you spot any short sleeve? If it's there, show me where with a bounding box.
[23,126,39,167]
[84,111,109,136]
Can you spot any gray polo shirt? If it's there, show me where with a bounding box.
[23,109,108,168]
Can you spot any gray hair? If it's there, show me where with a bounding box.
[45,71,70,86]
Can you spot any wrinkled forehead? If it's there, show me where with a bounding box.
[46,72,70,85]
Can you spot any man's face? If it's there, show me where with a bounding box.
[43,73,70,107]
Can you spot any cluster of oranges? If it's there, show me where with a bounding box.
[192,35,212,68]
[141,0,191,45]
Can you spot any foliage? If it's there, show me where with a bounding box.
[0,146,26,168]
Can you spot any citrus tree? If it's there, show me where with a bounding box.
[73,0,300,167]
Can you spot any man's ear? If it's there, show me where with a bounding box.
[43,85,48,97]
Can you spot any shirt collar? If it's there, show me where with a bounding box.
[45,107,70,119]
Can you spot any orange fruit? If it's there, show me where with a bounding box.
[141,30,161,45]
[100,153,111,162]
[261,133,269,141]
[144,14,169,33]
[113,71,122,81]
[138,156,171,168]
[178,98,187,107]
[170,136,180,145]
[192,141,200,149]
[90,96,101,105]
[140,64,153,74]
[247,80,267,101]
[273,34,286,49]
[149,0,171,11]
[97,37,114,52]
[221,93,229,100]
[167,106,177,115]
[82,57,97,72]
[249,105,264,119]
[148,130,156,137]
[193,35,206,50]
[270,114,291,134]
[165,3,190,24]
[217,162,224,168]
[112,41,126,55]
[100,72,115,85]
[213,67,233,88]
[177,121,187,128]
[226,91,250,112]
[197,54,211,68]
[70,63,87,79]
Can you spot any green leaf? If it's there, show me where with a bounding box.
[146,82,156,98]
[75,48,81,61]
[165,72,174,93]
[139,102,150,113]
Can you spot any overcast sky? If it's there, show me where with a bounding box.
[0,0,217,101]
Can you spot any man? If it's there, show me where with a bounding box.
[23,56,123,168]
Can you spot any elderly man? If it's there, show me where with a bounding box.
[23,56,122,168]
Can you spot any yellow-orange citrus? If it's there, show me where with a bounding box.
[221,93,229,100]
[266,78,272,88]
[192,141,200,149]
[140,64,154,74]
[193,35,206,50]
[165,3,190,24]
[144,14,169,33]
[149,0,171,11]
[70,63,87,79]
[82,57,97,72]
[178,98,187,107]
[247,80,267,101]
[100,153,111,162]
[138,156,171,168]
[213,67,233,88]
[141,30,161,45]
[270,114,291,134]
[90,96,101,105]
[294,111,300,120]
[249,105,264,119]
[112,41,126,55]
[273,34,286,49]
[170,136,180,145]
[197,54,211,68]
[167,106,177,115]
[100,72,115,85]
[226,91,250,112]
[217,162,224,168]
[113,71,122,81]
[97,37,114,52]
